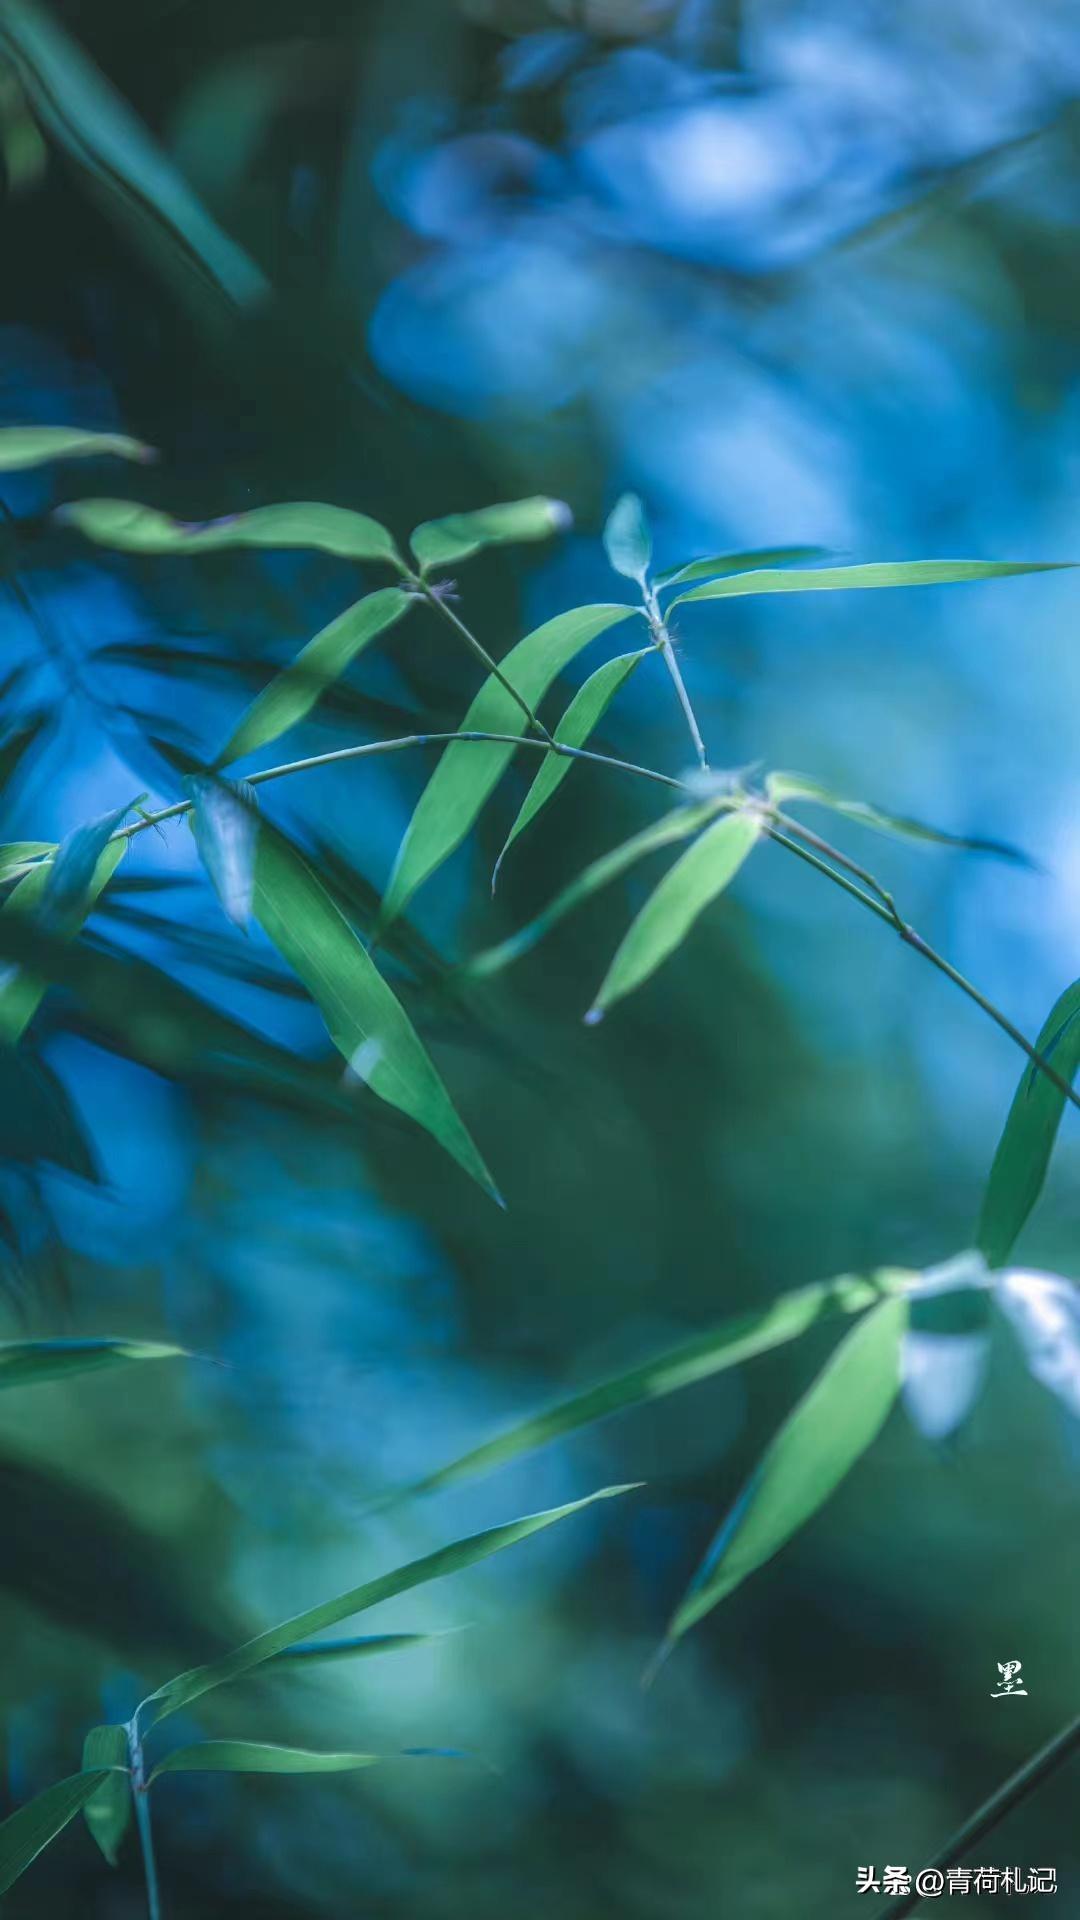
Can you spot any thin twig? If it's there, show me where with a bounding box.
[128,1718,163,1920]
[877,1712,1080,1918]
[644,584,709,771]
[413,580,555,743]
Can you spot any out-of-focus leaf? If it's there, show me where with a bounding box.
[664,1297,905,1649]
[656,545,829,588]
[0,426,153,471]
[380,604,639,926]
[0,805,129,1042]
[0,65,47,193]
[143,1484,635,1728]
[81,1727,130,1866]
[190,778,258,930]
[493,648,650,888]
[150,1742,385,1781]
[0,1048,98,1178]
[586,807,762,1021]
[410,497,571,572]
[216,587,412,766]
[602,494,651,585]
[0,1770,114,1897]
[254,824,499,1200]
[407,1270,911,1498]
[57,499,403,566]
[766,771,1032,866]
[977,980,1080,1268]
[0,843,54,883]
[270,1632,441,1665]
[0,1336,188,1391]
[465,801,722,980]
[672,558,1071,607]
[900,1253,992,1442]
[996,1269,1080,1419]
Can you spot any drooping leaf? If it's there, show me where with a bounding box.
[664,1296,906,1649]
[253,824,499,1200]
[142,1484,635,1728]
[765,771,1032,866]
[602,494,651,585]
[900,1254,992,1443]
[57,498,403,566]
[380,604,639,926]
[671,558,1071,607]
[0,426,155,472]
[586,807,762,1021]
[151,1742,391,1781]
[190,778,258,929]
[406,1270,911,1499]
[410,497,571,573]
[493,648,650,887]
[0,1337,189,1391]
[655,545,829,589]
[0,1047,98,1178]
[465,801,722,980]
[996,1269,1080,1419]
[0,805,129,1042]
[216,588,412,766]
[976,980,1080,1268]
[81,1728,130,1867]
[0,1770,114,1897]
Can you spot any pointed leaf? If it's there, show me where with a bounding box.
[0,1337,189,1391]
[0,807,129,1043]
[0,842,54,883]
[410,497,570,573]
[190,778,258,929]
[602,494,651,585]
[976,980,1080,1269]
[253,824,499,1199]
[672,559,1071,607]
[766,771,1032,866]
[666,1296,906,1647]
[996,1269,1080,1419]
[0,427,155,472]
[81,1728,130,1867]
[142,1483,635,1728]
[380,604,638,926]
[0,1771,114,1897]
[655,545,828,588]
[57,499,403,566]
[493,648,649,886]
[408,1270,911,1498]
[466,801,722,980]
[270,1632,442,1665]
[150,1742,384,1781]
[216,588,412,766]
[587,806,761,1020]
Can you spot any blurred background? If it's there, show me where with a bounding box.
[2,0,1080,1913]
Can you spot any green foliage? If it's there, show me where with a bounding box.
[669,557,1070,608]
[0,425,155,470]
[0,1771,114,1896]
[0,810,129,1042]
[0,1337,189,1390]
[766,771,1033,864]
[58,498,404,564]
[602,492,652,585]
[149,1741,386,1780]
[410,497,570,572]
[977,979,1080,1267]
[80,1727,131,1866]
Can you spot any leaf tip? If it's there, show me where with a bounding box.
[583,1006,604,1027]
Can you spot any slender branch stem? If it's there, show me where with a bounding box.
[878,1712,1080,1917]
[644,585,708,771]
[128,1718,163,1920]
[411,580,554,743]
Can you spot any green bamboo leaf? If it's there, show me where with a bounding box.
[56,499,404,566]
[0,805,129,1043]
[586,807,762,1021]
[0,426,155,471]
[0,1337,188,1390]
[143,1485,634,1728]
[664,1296,906,1650]
[380,604,639,926]
[493,648,650,888]
[81,1728,130,1867]
[216,588,412,766]
[253,824,499,1200]
[655,545,828,589]
[0,1770,114,1897]
[765,771,1033,866]
[150,1742,384,1781]
[671,558,1071,607]
[602,494,651,585]
[407,1270,912,1499]
[0,842,54,883]
[465,801,722,981]
[410,497,570,573]
[270,1632,442,1665]
[189,778,258,930]
[977,980,1080,1269]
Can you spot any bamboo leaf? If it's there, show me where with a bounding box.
[0,842,54,883]
[57,499,403,566]
[216,588,412,766]
[0,1770,114,1897]
[0,1337,189,1391]
[493,649,649,888]
[0,426,155,471]
[253,823,499,1200]
[270,1632,442,1665]
[465,802,722,981]
[655,545,829,588]
[586,807,762,1021]
[766,771,1032,866]
[664,1296,906,1649]
[407,1270,911,1498]
[149,1741,453,1782]
[190,778,258,930]
[602,494,651,585]
[672,559,1071,607]
[0,805,129,1043]
[380,604,639,926]
[977,981,1080,1268]
[81,1728,130,1867]
[142,1484,635,1728]
[410,497,570,573]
